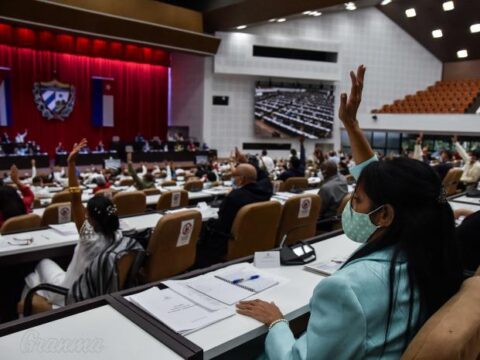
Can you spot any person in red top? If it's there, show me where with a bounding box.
[0,165,34,227]
[92,174,112,194]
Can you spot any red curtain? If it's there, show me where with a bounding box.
[0,27,169,155]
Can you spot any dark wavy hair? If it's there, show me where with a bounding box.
[86,195,120,242]
[345,157,463,351]
[0,186,26,221]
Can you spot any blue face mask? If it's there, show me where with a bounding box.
[341,200,383,243]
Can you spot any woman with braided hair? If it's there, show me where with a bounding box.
[23,139,122,306]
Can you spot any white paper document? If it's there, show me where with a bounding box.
[127,287,235,335]
[187,277,254,305]
[49,222,79,236]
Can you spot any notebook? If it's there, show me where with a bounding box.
[186,266,279,305]
[304,257,346,276]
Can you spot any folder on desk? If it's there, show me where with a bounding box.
[127,287,235,335]
[304,257,346,276]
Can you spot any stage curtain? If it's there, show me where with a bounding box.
[0,40,169,155]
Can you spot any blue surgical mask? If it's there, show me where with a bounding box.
[341,200,383,243]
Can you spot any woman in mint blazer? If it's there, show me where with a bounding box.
[237,66,464,359]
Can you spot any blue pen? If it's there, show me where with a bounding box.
[232,275,260,284]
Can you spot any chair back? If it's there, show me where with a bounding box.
[332,192,352,230]
[41,202,72,226]
[113,191,146,216]
[226,201,282,261]
[119,178,135,186]
[184,180,203,192]
[141,210,202,282]
[161,180,177,187]
[95,188,117,199]
[442,168,463,196]
[276,194,321,246]
[51,190,72,204]
[401,275,480,360]
[116,250,143,290]
[1,213,42,235]
[143,188,161,196]
[283,177,308,192]
[156,190,189,211]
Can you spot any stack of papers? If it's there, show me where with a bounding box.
[49,222,79,236]
[128,287,235,335]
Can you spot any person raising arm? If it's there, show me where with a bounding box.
[236,65,463,359]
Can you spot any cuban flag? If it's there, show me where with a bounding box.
[91,77,114,127]
[0,67,12,127]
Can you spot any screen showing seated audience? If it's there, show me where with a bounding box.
[254,81,335,139]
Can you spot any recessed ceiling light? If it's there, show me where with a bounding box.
[381,0,392,5]
[236,25,247,30]
[432,29,443,38]
[277,18,287,23]
[470,24,480,33]
[442,1,454,11]
[268,18,277,22]
[345,2,357,10]
[457,49,468,58]
[405,8,416,17]
[312,11,322,16]
[303,11,312,15]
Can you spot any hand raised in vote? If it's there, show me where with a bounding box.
[236,299,283,326]
[68,138,87,164]
[127,151,133,164]
[452,134,458,144]
[31,158,36,166]
[339,65,366,129]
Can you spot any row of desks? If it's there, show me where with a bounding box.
[0,232,358,360]
[0,194,479,358]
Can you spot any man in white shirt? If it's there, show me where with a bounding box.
[15,129,28,143]
[261,149,275,174]
[453,136,480,185]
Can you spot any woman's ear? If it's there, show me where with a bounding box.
[375,204,395,228]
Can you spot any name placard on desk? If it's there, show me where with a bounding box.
[254,251,280,268]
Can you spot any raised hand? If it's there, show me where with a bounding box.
[68,139,87,163]
[127,151,133,164]
[339,65,366,129]
[452,134,458,144]
[31,158,36,166]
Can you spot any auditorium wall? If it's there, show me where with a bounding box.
[172,7,442,158]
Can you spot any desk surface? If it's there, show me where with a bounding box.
[450,195,480,206]
[448,200,480,213]
[2,209,218,260]
[0,305,182,360]
[146,234,358,359]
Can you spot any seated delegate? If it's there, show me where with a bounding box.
[237,66,464,359]
[23,139,124,306]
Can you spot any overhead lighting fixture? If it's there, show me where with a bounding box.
[303,11,312,15]
[268,18,277,22]
[432,29,443,38]
[457,49,468,58]
[470,24,480,33]
[381,0,392,5]
[276,18,287,23]
[312,11,322,16]
[236,25,247,30]
[405,8,416,17]
[345,2,357,11]
[442,1,454,11]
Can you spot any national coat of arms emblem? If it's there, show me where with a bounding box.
[33,79,75,120]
